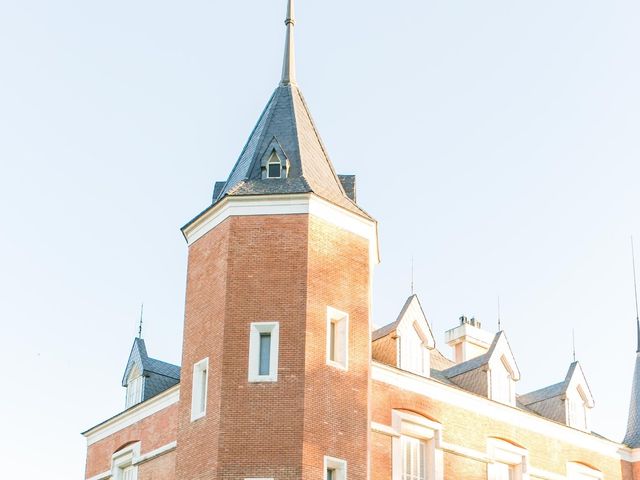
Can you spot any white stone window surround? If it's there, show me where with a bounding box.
[486,438,529,480]
[191,357,209,421]
[111,442,140,480]
[566,462,603,479]
[324,455,347,480]
[248,322,280,382]
[391,410,444,480]
[326,307,349,371]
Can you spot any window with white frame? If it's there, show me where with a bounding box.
[391,410,443,480]
[401,435,427,480]
[248,322,279,382]
[266,151,282,178]
[567,462,603,480]
[400,323,429,376]
[487,439,526,480]
[111,442,140,480]
[324,456,347,480]
[191,357,209,421]
[125,367,144,408]
[326,307,349,370]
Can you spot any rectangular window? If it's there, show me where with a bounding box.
[259,332,272,376]
[191,358,209,421]
[401,436,427,480]
[249,322,279,382]
[326,307,349,370]
[494,463,514,480]
[125,375,144,408]
[121,466,137,480]
[324,456,347,480]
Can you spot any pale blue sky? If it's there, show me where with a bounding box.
[1,1,639,478]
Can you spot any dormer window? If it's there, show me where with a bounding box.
[567,385,591,431]
[489,355,516,406]
[400,323,430,376]
[125,367,144,408]
[267,151,282,178]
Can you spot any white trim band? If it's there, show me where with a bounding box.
[83,385,179,446]
[182,194,380,265]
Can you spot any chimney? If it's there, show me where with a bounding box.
[445,316,494,363]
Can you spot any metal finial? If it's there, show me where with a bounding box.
[138,303,144,339]
[572,328,576,363]
[281,0,297,85]
[497,295,502,331]
[411,256,414,295]
[632,237,640,353]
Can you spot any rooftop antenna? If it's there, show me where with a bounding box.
[572,328,576,363]
[138,303,144,339]
[632,237,640,353]
[497,295,502,331]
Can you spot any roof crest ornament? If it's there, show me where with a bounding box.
[138,303,144,339]
[281,0,297,86]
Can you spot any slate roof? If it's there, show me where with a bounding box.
[372,295,433,342]
[211,84,371,220]
[441,332,504,379]
[624,353,640,447]
[123,338,181,404]
[519,362,583,407]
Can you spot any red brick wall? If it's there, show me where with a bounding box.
[175,218,232,480]
[139,450,177,480]
[175,212,372,480]
[85,402,178,478]
[371,378,624,479]
[301,215,371,480]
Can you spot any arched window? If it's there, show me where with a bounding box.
[391,410,443,480]
[566,462,603,479]
[111,442,140,480]
[486,438,527,480]
[267,151,282,178]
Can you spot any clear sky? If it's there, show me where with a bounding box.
[1,1,639,478]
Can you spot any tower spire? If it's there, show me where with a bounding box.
[281,0,297,85]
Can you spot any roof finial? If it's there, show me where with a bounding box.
[632,237,640,353]
[281,0,297,86]
[572,328,577,362]
[497,295,502,331]
[410,255,414,295]
[138,303,144,339]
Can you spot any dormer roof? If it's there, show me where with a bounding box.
[519,361,594,408]
[441,331,520,381]
[624,351,640,447]
[372,295,435,349]
[122,338,181,404]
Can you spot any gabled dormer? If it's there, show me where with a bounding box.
[442,332,521,406]
[520,361,595,432]
[122,338,181,410]
[372,295,435,377]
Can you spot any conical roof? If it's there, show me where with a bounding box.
[211,0,370,219]
[214,84,368,218]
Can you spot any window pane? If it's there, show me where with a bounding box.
[199,368,207,412]
[401,436,426,480]
[259,333,271,376]
[268,162,281,178]
[329,321,337,362]
[327,468,335,480]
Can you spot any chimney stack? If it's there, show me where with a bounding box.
[445,315,494,363]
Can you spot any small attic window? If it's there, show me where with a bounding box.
[267,151,282,179]
[125,367,144,408]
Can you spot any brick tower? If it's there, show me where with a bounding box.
[174,1,379,479]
